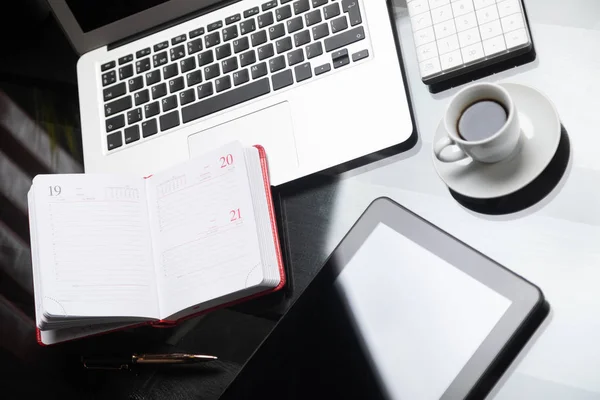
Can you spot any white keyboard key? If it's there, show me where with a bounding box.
[411,12,433,31]
[431,4,453,24]
[458,27,481,47]
[429,0,450,9]
[414,26,436,47]
[440,49,463,70]
[461,42,485,63]
[479,19,502,40]
[437,34,459,54]
[476,4,499,24]
[497,0,521,17]
[416,42,439,62]
[501,13,525,33]
[455,12,477,32]
[420,58,442,77]
[452,0,475,17]
[408,0,430,15]
[434,19,457,39]
[483,35,507,56]
[473,0,496,10]
[504,27,528,48]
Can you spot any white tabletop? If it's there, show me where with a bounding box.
[321,0,600,398]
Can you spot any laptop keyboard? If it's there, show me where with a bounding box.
[100,0,370,152]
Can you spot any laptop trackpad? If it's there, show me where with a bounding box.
[188,102,299,185]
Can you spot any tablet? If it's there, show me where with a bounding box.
[325,197,549,399]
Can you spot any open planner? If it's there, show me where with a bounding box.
[28,142,285,345]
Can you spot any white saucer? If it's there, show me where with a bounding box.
[432,83,561,199]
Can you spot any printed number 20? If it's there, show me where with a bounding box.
[220,154,234,168]
[230,208,241,221]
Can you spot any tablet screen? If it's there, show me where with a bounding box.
[336,223,512,400]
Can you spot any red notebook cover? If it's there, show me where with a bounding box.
[36,145,285,346]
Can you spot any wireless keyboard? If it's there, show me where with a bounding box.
[407,0,533,91]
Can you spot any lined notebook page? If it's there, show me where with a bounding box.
[146,143,263,319]
[31,175,159,319]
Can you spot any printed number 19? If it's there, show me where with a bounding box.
[220,154,234,168]
[48,186,62,196]
[230,208,241,221]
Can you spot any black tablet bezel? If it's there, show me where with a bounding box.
[325,197,547,399]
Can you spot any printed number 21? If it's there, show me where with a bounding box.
[220,154,234,168]
[230,208,241,221]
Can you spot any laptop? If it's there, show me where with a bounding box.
[49,0,414,185]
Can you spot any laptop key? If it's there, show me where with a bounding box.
[101,61,115,71]
[103,82,126,101]
[312,22,330,40]
[287,48,304,66]
[276,5,292,22]
[204,63,220,80]
[179,88,196,105]
[163,63,178,79]
[124,125,140,144]
[244,7,260,18]
[134,89,150,106]
[182,78,271,123]
[142,118,158,137]
[342,0,362,26]
[314,63,331,75]
[144,101,160,118]
[305,10,322,27]
[205,32,221,48]
[332,48,350,68]
[331,16,348,33]
[251,30,268,47]
[170,45,185,61]
[128,76,144,92]
[154,41,168,51]
[186,70,203,86]
[169,77,185,93]
[323,3,340,19]
[262,1,278,11]
[269,23,286,40]
[258,12,274,29]
[286,16,303,33]
[352,49,369,62]
[107,131,122,150]
[136,58,151,74]
[272,69,294,91]
[189,28,205,39]
[276,37,293,54]
[187,38,203,55]
[102,71,117,87]
[160,111,180,131]
[222,57,238,74]
[198,50,214,67]
[197,82,214,99]
[208,21,223,32]
[118,54,133,65]
[151,83,167,99]
[306,42,323,59]
[233,37,250,53]
[258,43,274,60]
[293,0,310,15]
[223,26,238,42]
[153,51,168,67]
[312,0,328,7]
[295,62,312,82]
[233,69,250,86]
[251,62,268,79]
[127,108,142,124]
[181,57,196,73]
[240,19,256,35]
[172,34,186,45]
[105,96,132,117]
[269,55,286,73]
[240,50,257,67]
[215,75,232,92]
[215,43,232,60]
[146,70,161,85]
[226,14,241,25]
[162,95,177,112]
[294,30,311,47]
[324,26,365,52]
[119,64,134,80]
[106,114,125,132]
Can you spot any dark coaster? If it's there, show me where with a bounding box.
[450,125,570,215]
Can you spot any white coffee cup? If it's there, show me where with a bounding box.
[434,82,521,163]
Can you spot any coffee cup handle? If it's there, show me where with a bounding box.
[434,137,469,163]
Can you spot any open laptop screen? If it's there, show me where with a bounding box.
[66,0,169,32]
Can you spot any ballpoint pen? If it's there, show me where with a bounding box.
[82,353,218,370]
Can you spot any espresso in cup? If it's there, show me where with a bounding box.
[457,100,508,142]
